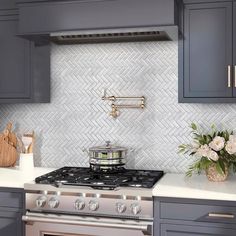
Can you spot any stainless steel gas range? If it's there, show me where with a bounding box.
[23,167,164,236]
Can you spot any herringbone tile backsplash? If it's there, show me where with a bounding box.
[1,41,235,173]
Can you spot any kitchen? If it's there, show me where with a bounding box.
[0,0,236,235]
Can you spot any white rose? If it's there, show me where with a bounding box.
[207,150,219,161]
[191,141,200,152]
[225,141,236,155]
[196,145,210,157]
[209,136,225,151]
[229,135,236,142]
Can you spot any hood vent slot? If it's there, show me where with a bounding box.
[51,30,171,44]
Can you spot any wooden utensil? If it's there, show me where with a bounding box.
[27,131,35,154]
[22,136,32,154]
[22,131,35,154]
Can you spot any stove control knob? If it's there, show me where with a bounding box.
[116,202,126,213]
[36,196,47,208]
[48,197,59,209]
[89,200,99,211]
[74,199,85,211]
[130,203,141,215]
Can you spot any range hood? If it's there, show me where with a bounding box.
[50,27,178,45]
[17,0,179,44]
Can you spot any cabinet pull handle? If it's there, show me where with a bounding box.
[228,65,231,88]
[208,213,235,219]
[234,65,236,88]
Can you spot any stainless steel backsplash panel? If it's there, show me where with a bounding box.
[0,41,235,173]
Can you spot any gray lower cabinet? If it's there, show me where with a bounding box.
[161,224,236,236]
[155,197,236,236]
[0,188,24,236]
[179,1,236,103]
[0,211,22,236]
[0,0,50,103]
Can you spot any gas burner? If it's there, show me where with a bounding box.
[130,184,142,187]
[35,167,164,190]
[92,182,104,185]
[55,180,68,184]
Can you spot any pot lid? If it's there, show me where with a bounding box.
[89,141,127,152]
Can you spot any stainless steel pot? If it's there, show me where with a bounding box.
[88,141,128,172]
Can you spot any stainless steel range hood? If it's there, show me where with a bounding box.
[50,26,177,44]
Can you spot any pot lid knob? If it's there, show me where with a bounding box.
[105,141,111,147]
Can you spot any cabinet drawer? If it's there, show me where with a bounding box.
[160,202,236,224]
[0,191,23,209]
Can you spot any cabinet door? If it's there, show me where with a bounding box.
[0,211,22,236]
[161,224,236,236]
[0,12,31,100]
[233,1,236,96]
[182,2,233,99]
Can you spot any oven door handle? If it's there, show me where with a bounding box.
[22,215,152,235]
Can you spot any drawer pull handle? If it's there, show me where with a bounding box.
[208,213,235,219]
[228,65,231,88]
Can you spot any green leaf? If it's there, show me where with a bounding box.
[189,152,196,156]
[199,139,205,145]
[191,123,197,131]
[178,149,185,154]
[225,130,229,141]
[218,159,226,174]
[215,162,224,175]
[220,150,224,156]
[186,170,193,177]
[200,158,211,170]
[206,135,212,143]
[186,160,203,177]
[193,133,201,138]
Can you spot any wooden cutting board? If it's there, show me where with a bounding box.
[0,123,18,167]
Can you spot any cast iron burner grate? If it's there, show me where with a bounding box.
[35,167,164,190]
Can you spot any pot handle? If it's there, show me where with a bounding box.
[82,148,89,156]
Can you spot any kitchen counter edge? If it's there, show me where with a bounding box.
[153,173,236,201]
[0,167,55,189]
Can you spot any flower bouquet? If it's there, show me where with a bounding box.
[178,123,236,181]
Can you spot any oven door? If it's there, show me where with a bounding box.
[22,212,153,236]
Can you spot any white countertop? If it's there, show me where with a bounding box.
[1,167,236,201]
[0,167,55,188]
[153,173,236,201]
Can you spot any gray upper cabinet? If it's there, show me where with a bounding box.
[0,13,31,100]
[0,0,50,103]
[179,1,235,103]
